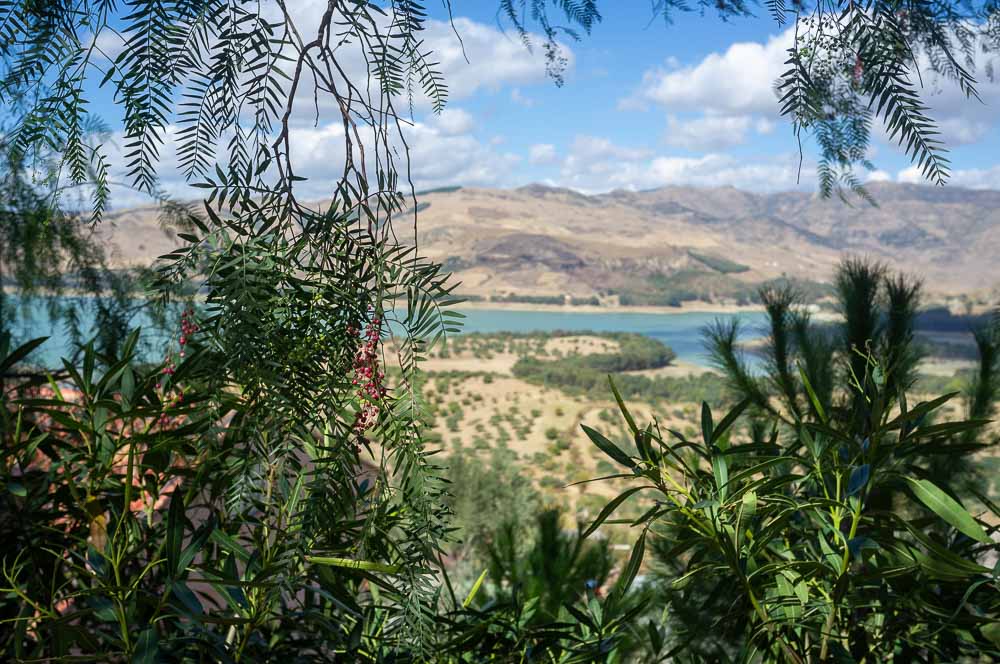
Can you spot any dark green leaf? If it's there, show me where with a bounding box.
[0,337,48,374]
[701,402,714,446]
[906,477,990,543]
[582,486,646,538]
[581,425,635,469]
[166,491,185,576]
[711,398,749,445]
[847,464,870,497]
[609,377,639,436]
[132,627,158,664]
[613,530,646,598]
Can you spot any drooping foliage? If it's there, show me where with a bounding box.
[0,112,162,362]
[1,1,468,659]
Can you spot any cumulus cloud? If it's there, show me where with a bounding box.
[529,143,558,165]
[624,24,1000,167]
[643,154,807,191]
[755,118,776,135]
[620,29,793,116]
[619,31,794,152]
[665,114,755,150]
[429,108,476,136]
[567,135,651,164]
[424,18,572,100]
[950,165,1000,189]
[555,134,810,193]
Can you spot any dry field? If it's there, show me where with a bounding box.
[414,332,998,528]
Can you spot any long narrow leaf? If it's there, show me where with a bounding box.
[582,425,635,469]
[906,477,990,543]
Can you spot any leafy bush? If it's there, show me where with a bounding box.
[583,360,1000,661]
[443,509,648,661]
[444,448,540,561]
[2,331,451,660]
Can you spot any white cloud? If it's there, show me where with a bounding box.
[556,134,810,193]
[300,117,522,192]
[665,114,754,150]
[562,135,651,171]
[92,30,126,60]
[430,108,475,136]
[422,17,572,102]
[755,118,776,135]
[620,29,793,116]
[510,88,536,107]
[642,154,807,191]
[623,23,1000,164]
[950,165,1000,189]
[529,143,558,165]
[898,163,1000,189]
[284,117,523,193]
[866,169,892,183]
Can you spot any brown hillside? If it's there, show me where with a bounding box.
[98,182,1000,300]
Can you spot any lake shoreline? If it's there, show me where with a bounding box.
[457,300,768,316]
[456,299,845,322]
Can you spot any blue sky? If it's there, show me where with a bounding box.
[90,2,1000,206]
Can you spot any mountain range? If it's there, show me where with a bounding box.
[99,182,1000,303]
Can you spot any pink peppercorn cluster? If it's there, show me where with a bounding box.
[155,308,198,428]
[349,315,388,436]
[178,308,198,358]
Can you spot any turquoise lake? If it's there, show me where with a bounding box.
[453,308,767,366]
[4,296,768,368]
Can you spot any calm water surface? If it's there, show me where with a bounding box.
[6,295,767,368]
